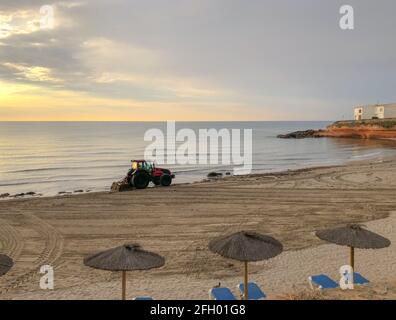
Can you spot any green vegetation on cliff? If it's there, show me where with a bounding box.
[330,119,396,129]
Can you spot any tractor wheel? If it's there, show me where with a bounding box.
[160,174,172,187]
[153,177,161,186]
[132,172,150,189]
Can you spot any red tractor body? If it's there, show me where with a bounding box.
[126,160,175,189]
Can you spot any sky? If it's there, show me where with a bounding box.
[0,0,395,121]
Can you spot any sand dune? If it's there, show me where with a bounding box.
[1,157,396,300]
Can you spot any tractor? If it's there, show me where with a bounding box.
[126,160,175,189]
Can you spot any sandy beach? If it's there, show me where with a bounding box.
[1,157,396,300]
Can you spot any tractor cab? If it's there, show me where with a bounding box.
[131,160,154,172]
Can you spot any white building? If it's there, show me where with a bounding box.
[354,103,396,120]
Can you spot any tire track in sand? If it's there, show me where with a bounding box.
[0,218,24,260]
[0,213,64,295]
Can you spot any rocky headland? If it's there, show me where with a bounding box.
[278,119,396,139]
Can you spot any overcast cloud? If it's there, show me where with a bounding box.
[0,0,395,120]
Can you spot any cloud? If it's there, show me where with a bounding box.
[1,0,396,120]
[2,62,62,82]
[0,10,41,39]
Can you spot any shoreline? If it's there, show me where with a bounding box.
[1,152,391,203]
[0,163,351,202]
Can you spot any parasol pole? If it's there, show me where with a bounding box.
[122,271,127,300]
[350,246,354,271]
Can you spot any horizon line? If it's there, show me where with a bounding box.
[0,119,337,123]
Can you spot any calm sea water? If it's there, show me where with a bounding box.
[1,121,396,197]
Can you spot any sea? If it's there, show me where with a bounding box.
[1,121,396,198]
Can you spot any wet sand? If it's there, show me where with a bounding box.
[1,157,396,300]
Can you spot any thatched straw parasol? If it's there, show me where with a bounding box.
[316,224,391,270]
[0,254,13,276]
[209,231,283,300]
[84,244,165,300]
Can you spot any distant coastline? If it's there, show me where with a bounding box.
[278,118,396,139]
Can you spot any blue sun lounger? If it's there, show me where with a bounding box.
[308,273,370,289]
[308,274,339,289]
[209,287,237,300]
[134,296,154,300]
[238,282,266,300]
[352,272,369,285]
